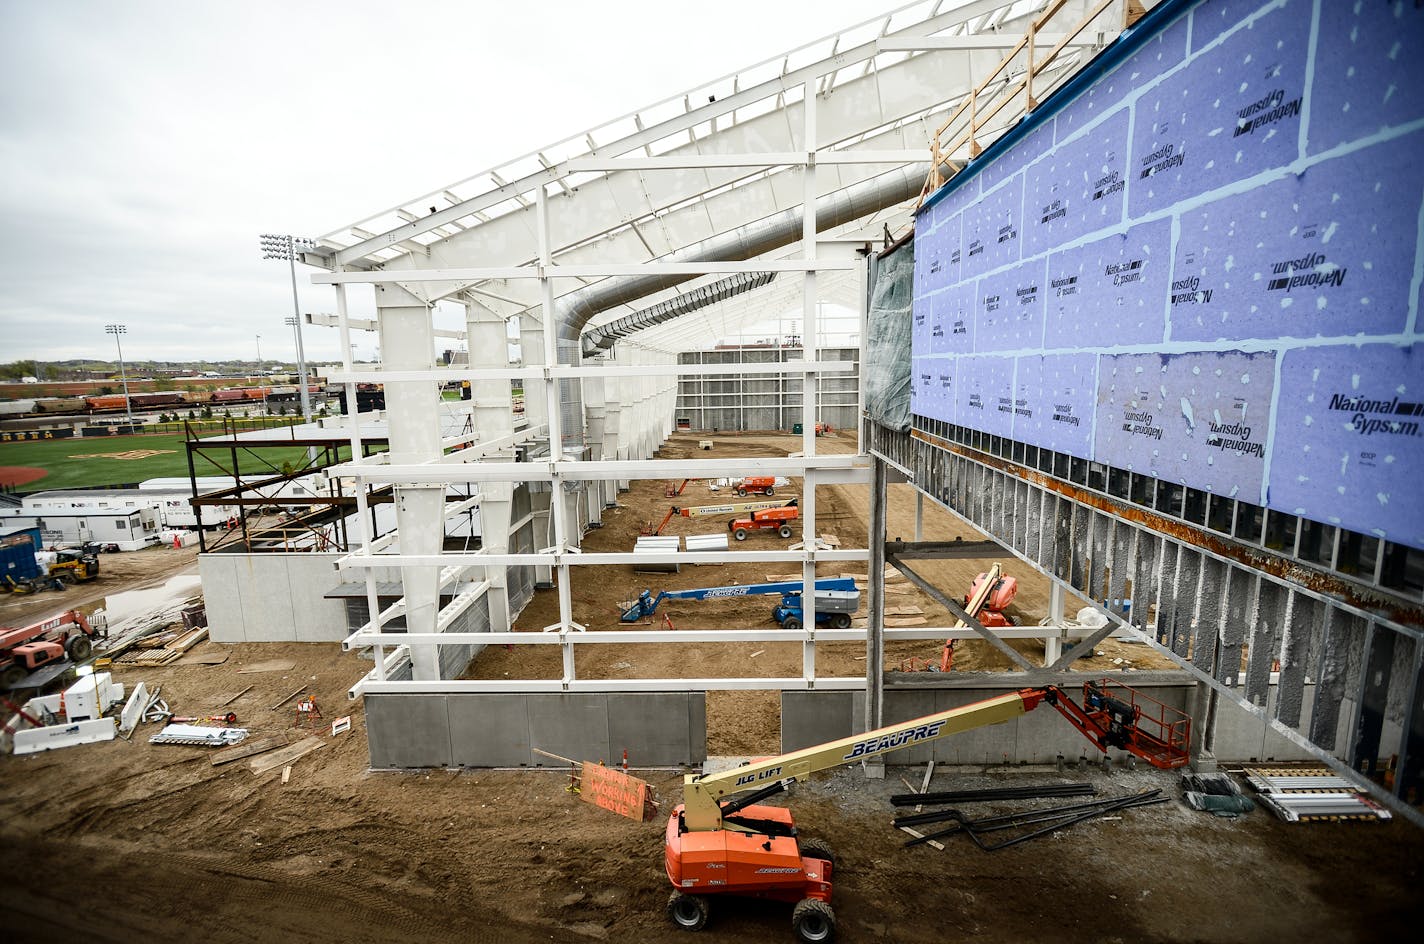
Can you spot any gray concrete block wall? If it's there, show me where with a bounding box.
[368,695,454,767]
[201,552,348,643]
[367,691,707,769]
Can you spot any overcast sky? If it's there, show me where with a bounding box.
[0,0,886,366]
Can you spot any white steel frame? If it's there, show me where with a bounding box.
[303,0,1132,701]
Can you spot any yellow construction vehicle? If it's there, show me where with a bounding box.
[48,548,99,585]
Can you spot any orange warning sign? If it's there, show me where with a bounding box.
[579,762,649,821]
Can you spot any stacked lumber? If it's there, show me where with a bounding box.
[112,626,209,667]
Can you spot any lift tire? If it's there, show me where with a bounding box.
[782,616,803,629]
[792,898,835,943]
[830,613,852,629]
[667,891,710,931]
[778,525,793,538]
[733,528,748,541]
[66,635,92,662]
[736,488,747,497]
[798,837,836,869]
[765,488,774,497]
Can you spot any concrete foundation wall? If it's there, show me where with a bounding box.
[365,691,707,768]
[783,677,1320,765]
[201,552,348,642]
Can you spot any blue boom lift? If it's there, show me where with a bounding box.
[620,578,860,629]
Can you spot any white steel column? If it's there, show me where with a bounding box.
[800,82,819,677]
[520,312,554,587]
[377,285,443,681]
[1046,582,1067,665]
[583,364,610,518]
[335,282,386,681]
[466,300,515,632]
[535,186,580,647]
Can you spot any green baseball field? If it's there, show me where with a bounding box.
[0,431,323,492]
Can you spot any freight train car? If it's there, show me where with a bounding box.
[209,387,271,403]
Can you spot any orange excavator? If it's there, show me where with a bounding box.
[663,680,1189,940]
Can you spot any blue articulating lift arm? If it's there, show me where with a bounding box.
[620,578,859,625]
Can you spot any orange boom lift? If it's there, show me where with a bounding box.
[663,681,1189,940]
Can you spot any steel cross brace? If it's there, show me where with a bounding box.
[886,554,1039,673]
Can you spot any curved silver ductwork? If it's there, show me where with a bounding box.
[552,163,930,449]
[580,270,778,357]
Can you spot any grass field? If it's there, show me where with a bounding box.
[0,432,321,491]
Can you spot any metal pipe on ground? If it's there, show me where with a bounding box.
[890,782,1096,806]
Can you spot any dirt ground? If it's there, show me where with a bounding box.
[2,432,1421,942]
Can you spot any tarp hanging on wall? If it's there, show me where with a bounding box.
[864,240,913,432]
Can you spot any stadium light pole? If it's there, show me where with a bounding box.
[260,234,316,424]
[103,323,135,431]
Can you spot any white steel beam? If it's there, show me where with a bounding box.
[324,454,871,483]
[326,359,855,385]
[337,549,869,569]
[306,311,467,339]
[565,150,926,171]
[350,676,870,698]
[342,624,1140,650]
[312,259,859,285]
[877,34,1096,50]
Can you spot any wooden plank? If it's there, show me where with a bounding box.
[885,617,930,627]
[884,605,925,616]
[218,685,254,707]
[211,734,287,767]
[236,659,296,674]
[249,736,325,775]
[269,685,307,710]
[169,627,210,653]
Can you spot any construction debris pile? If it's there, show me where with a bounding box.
[890,776,1165,851]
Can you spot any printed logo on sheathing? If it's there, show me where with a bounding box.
[931,285,975,356]
[973,261,1047,354]
[911,357,932,419]
[1044,218,1171,350]
[1023,109,1129,259]
[911,292,932,354]
[1170,132,1422,343]
[1094,350,1276,499]
[961,175,1024,281]
[1309,2,1424,154]
[912,225,935,303]
[1270,345,1424,548]
[1014,353,1096,459]
[934,362,956,427]
[955,355,1015,439]
[1129,0,1309,219]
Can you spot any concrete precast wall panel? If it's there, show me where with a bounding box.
[366,692,707,768]
[201,552,348,643]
